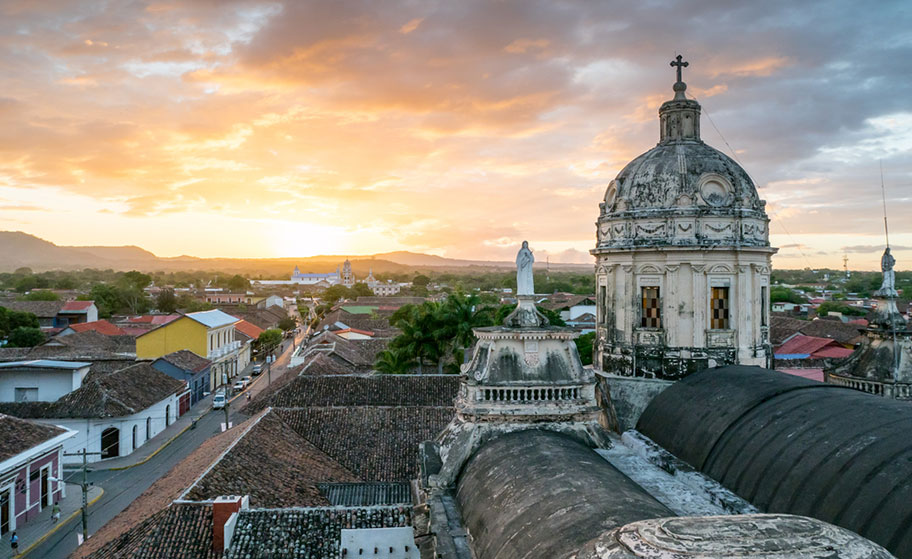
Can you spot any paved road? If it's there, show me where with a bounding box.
[29,329,305,559]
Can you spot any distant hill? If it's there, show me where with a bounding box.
[0,231,592,274]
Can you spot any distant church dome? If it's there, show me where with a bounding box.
[597,58,768,250]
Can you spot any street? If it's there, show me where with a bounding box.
[26,328,305,559]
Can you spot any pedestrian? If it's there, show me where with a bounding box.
[51,501,61,523]
[9,531,17,556]
[246,392,251,402]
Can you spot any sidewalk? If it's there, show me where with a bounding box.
[13,483,103,559]
[93,393,216,471]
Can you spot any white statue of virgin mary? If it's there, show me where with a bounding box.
[516,240,534,296]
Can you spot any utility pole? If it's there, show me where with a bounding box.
[223,396,230,430]
[63,449,101,544]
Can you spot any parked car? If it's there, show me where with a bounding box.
[251,364,262,376]
[240,376,252,386]
[212,393,227,409]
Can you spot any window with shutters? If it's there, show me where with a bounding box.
[711,287,730,329]
[641,286,661,328]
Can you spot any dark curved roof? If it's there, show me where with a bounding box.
[637,365,912,557]
[456,430,671,559]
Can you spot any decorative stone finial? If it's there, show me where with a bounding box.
[659,55,701,142]
[670,54,689,100]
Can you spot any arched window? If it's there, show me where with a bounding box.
[100,427,119,459]
[165,405,171,427]
[146,417,151,441]
[132,425,138,451]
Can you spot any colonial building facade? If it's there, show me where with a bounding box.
[592,59,776,379]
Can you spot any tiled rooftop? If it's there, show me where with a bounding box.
[83,502,219,559]
[0,362,186,418]
[253,375,460,410]
[158,350,211,373]
[226,506,412,559]
[68,319,127,336]
[275,406,453,481]
[185,411,358,507]
[0,300,64,318]
[0,413,67,462]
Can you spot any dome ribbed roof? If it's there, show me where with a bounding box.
[604,141,762,214]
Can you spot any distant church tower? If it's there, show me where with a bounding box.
[592,56,776,379]
[341,259,355,287]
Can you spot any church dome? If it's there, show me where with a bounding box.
[606,142,762,214]
[595,59,769,250]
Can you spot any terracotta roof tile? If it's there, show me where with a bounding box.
[227,506,412,559]
[68,320,127,336]
[0,413,66,462]
[0,300,64,318]
[185,411,358,507]
[0,362,185,419]
[84,502,219,559]
[275,406,453,481]
[250,375,459,411]
[157,350,211,373]
[61,300,94,312]
[233,320,263,340]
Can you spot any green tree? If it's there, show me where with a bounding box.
[770,287,807,305]
[54,275,78,290]
[374,347,418,374]
[816,302,867,317]
[87,284,120,317]
[322,285,351,305]
[227,274,249,292]
[156,289,178,313]
[351,283,374,298]
[257,328,283,352]
[0,307,39,337]
[278,317,297,331]
[575,332,596,366]
[412,274,430,288]
[120,271,152,291]
[14,276,37,293]
[7,327,45,348]
[18,290,59,301]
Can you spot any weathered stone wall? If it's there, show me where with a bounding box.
[598,373,672,431]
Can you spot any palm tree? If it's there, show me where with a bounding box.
[374,347,418,374]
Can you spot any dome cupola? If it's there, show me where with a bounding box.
[596,56,769,250]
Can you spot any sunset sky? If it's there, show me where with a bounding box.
[0,0,910,269]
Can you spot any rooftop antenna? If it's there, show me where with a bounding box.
[880,160,890,248]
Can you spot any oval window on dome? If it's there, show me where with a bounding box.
[700,177,731,207]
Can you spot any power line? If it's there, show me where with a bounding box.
[691,92,815,270]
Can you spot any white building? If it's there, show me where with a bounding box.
[0,360,91,403]
[0,363,188,464]
[592,60,775,379]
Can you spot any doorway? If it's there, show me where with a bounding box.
[40,467,49,509]
[0,489,9,535]
[101,427,120,459]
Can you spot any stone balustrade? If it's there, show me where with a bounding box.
[827,372,912,400]
[470,385,584,403]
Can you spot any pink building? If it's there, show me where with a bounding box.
[0,414,75,535]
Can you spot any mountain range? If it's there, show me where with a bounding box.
[0,231,592,275]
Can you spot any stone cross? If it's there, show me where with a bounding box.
[671,54,689,83]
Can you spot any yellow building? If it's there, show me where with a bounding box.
[137,310,242,390]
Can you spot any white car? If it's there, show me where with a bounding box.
[232,380,246,392]
[212,393,227,409]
